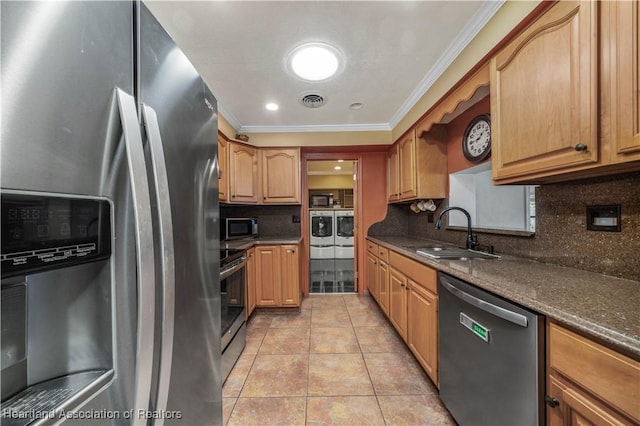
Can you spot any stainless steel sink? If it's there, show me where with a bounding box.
[416,247,500,260]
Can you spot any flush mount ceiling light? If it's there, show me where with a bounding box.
[287,42,343,82]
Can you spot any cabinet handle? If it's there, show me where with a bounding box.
[400,283,405,287]
[545,396,560,408]
[263,196,266,200]
[232,194,236,198]
[574,143,588,151]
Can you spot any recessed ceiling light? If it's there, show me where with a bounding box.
[334,166,341,170]
[337,159,344,163]
[287,42,343,82]
[350,102,364,110]
[265,103,279,111]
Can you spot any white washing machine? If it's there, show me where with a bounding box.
[335,210,354,259]
[309,210,335,259]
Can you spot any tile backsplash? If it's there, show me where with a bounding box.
[369,172,640,281]
[221,205,301,238]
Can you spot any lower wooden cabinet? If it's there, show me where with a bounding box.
[280,245,300,306]
[366,252,378,300]
[377,258,390,315]
[255,244,300,308]
[546,322,640,426]
[407,277,438,386]
[366,238,439,386]
[388,266,408,340]
[245,247,256,320]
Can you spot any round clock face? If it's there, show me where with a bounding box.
[462,115,491,162]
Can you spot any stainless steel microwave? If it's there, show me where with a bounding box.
[310,194,333,208]
[224,217,258,240]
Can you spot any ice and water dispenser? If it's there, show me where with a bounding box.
[1,192,113,424]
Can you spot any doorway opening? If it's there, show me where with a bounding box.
[307,159,357,293]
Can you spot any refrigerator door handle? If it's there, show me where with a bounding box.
[141,104,176,425]
[439,277,528,327]
[115,88,156,425]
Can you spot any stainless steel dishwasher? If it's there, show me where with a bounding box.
[438,272,544,426]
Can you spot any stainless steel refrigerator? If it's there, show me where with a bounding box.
[1,1,222,425]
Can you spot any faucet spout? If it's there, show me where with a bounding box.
[435,206,478,250]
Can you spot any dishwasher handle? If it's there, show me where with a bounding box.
[439,277,528,327]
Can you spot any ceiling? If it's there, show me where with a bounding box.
[144,1,504,134]
[307,160,355,175]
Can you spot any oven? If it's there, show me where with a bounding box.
[220,248,247,382]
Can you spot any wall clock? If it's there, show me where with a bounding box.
[462,114,491,162]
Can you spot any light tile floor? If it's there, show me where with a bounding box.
[223,294,456,425]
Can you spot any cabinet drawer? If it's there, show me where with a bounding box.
[378,247,389,263]
[366,240,378,256]
[389,251,437,294]
[549,323,640,422]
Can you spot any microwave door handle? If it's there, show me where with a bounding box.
[141,104,176,425]
[115,88,156,425]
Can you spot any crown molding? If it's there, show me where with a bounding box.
[238,122,392,133]
[388,0,505,128]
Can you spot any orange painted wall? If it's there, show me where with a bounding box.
[301,150,388,296]
[446,96,491,174]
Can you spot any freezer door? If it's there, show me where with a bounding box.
[1,2,154,425]
[138,4,222,425]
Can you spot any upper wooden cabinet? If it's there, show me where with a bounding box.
[491,0,640,184]
[491,1,598,183]
[261,148,301,204]
[220,139,301,205]
[387,145,400,202]
[228,141,259,203]
[217,135,228,202]
[387,124,447,203]
[602,0,640,164]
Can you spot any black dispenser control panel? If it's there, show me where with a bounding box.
[1,192,111,278]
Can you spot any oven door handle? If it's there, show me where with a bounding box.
[220,257,248,281]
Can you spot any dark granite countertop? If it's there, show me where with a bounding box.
[222,237,302,250]
[367,236,640,359]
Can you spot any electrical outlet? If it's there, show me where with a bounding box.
[292,215,300,223]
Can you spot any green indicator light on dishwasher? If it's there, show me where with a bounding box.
[472,323,487,340]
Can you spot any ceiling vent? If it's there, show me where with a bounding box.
[299,92,326,108]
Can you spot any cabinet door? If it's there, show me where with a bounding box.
[229,142,259,203]
[255,245,281,306]
[366,253,378,300]
[548,374,634,426]
[261,148,301,204]
[245,247,256,319]
[387,146,399,202]
[605,0,640,162]
[388,267,407,340]
[378,259,390,315]
[398,130,417,200]
[280,245,300,306]
[491,1,598,183]
[407,281,438,386]
[218,135,228,202]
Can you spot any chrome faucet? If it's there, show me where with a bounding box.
[435,206,479,251]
